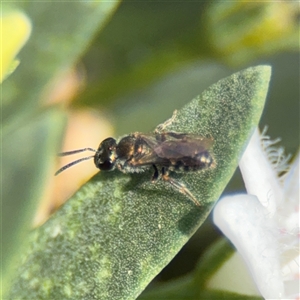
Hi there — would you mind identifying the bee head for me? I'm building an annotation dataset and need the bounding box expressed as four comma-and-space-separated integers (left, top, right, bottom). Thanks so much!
94, 138, 117, 171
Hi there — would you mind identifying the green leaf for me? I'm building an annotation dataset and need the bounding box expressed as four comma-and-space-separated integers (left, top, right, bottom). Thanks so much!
112, 62, 231, 136
205, 2, 300, 65
7, 66, 271, 299
2, 1, 120, 297
2, 1, 120, 134
138, 274, 196, 300
140, 285, 262, 300
73, 1, 209, 108
2, 109, 65, 292
199, 290, 262, 300
138, 239, 262, 300
194, 238, 235, 288
73, 2, 296, 108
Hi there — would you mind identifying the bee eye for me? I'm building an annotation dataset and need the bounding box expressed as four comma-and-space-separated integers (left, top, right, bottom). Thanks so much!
94, 138, 117, 171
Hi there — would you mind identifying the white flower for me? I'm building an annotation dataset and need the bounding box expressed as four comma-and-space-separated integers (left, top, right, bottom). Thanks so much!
213, 128, 299, 299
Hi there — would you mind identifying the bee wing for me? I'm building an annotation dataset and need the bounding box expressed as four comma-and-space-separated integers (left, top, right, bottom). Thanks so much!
141, 133, 213, 159
129, 151, 169, 166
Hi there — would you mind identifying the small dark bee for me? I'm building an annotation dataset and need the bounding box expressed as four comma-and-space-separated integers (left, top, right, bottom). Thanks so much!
56, 111, 214, 206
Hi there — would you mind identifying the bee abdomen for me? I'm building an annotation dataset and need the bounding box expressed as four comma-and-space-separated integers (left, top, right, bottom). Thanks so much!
169, 152, 214, 172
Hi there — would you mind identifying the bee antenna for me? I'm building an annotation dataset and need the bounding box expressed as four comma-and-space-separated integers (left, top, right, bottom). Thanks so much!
55, 148, 96, 175
57, 147, 96, 156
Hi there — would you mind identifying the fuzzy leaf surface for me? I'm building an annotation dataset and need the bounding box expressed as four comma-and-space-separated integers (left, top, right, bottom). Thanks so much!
8, 66, 271, 300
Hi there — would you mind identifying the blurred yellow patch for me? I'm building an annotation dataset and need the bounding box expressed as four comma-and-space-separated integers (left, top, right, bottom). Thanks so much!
206, 2, 300, 65
1, 9, 32, 82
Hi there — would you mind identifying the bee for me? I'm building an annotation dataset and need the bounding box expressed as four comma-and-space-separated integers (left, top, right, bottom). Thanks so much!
55, 111, 214, 206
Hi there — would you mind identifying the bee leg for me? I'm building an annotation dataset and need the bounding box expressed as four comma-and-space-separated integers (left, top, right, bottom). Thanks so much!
151, 164, 159, 182
161, 167, 201, 206
155, 110, 178, 133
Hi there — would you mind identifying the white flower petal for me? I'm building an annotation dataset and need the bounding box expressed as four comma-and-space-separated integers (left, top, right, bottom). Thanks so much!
280, 151, 300, 231
284, 151, 299, 199
213, 194, 284, 299
239, 129, 283, 216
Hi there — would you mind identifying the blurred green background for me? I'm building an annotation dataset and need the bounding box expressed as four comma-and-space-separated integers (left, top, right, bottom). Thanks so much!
2, 1, 299, 298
